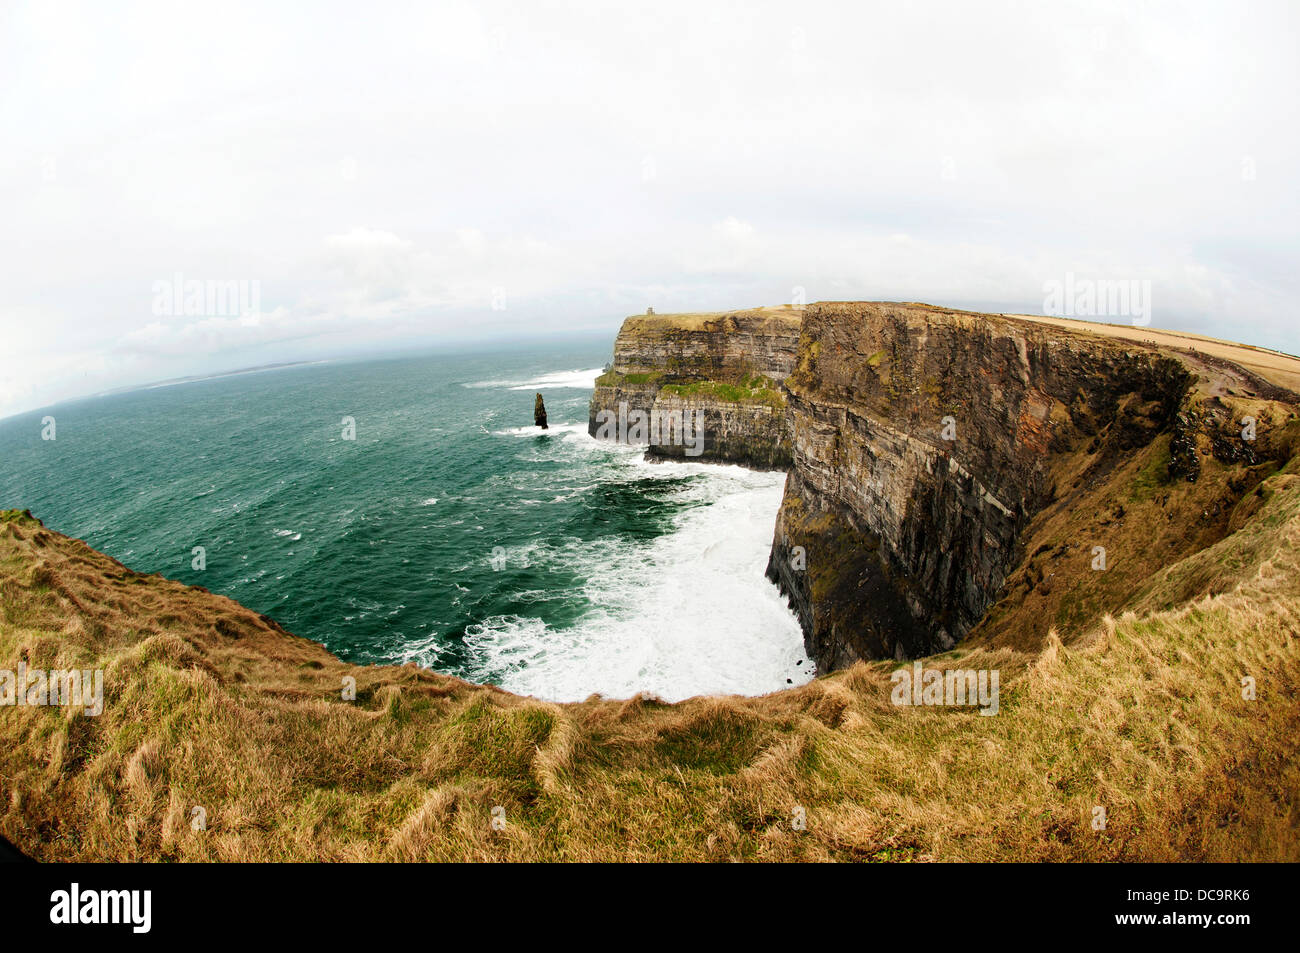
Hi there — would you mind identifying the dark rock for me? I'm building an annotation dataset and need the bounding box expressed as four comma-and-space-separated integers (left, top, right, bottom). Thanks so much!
1168, 412, 1200, 482
534, 393, 548, 430
769, 302, 1192, 670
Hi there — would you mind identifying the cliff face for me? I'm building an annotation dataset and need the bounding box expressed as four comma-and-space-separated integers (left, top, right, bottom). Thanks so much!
588, 308, 801, 468
765, 302, 1203, 667
593, 301, 1300, 673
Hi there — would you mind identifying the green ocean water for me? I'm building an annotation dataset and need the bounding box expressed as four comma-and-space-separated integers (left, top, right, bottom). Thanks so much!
0, 341, 811, 701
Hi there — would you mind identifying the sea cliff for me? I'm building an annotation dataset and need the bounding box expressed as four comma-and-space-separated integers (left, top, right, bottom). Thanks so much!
3, 308, 1300, 860
588, 307, 801, 469
592, 301, 1300, 671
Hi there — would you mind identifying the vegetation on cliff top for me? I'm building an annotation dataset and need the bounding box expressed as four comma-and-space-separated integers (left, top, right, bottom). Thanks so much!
619, 305, 801, 334
3, 454, 1299, 860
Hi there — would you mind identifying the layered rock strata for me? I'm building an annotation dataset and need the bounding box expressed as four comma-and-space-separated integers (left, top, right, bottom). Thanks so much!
592, 301, 1298, 671
588, 308, 801, 469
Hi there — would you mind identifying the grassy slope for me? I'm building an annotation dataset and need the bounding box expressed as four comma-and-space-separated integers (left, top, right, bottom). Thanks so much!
971, 364, 1300, 653
2, 448, 1298, 861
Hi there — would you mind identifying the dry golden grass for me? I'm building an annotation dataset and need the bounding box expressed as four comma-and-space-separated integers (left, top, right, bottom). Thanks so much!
2, 452, 1299, 861
622, 305, 803, 334
973, 401, 1299, 652
1007, 312, 1300, 394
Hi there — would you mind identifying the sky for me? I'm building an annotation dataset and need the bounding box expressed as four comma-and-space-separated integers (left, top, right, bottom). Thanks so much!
1, 0, 1298, 418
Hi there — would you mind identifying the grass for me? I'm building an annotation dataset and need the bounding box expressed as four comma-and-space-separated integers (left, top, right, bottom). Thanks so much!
659, 375, 785, 408
596, 368, 786, 409
2, 467, 1299, 861
622, 307, 802, 333
595, 370, 664, 388
1127, 434, 1172, 502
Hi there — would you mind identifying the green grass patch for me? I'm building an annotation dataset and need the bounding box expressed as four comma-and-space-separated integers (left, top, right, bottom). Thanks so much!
659, 375, 784, 408
1128, 434, 1172, 501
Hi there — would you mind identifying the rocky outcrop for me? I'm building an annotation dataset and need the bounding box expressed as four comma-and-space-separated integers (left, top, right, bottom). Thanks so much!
588, 308, 801, 468
534, 393, 548, 429
764, 302, 1201, 667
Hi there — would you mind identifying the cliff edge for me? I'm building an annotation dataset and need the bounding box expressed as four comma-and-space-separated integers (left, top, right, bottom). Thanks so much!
588, 307, 801, 468
591, 301, 1300, 672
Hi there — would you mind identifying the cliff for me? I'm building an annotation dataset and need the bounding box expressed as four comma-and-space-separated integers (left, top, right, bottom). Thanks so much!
588, 307, 801, 468
768, 303, 1299, 669
592, 301, 1300, 671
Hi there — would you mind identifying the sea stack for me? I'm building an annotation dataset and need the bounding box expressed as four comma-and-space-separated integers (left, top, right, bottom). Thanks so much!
534, 393, 548, 429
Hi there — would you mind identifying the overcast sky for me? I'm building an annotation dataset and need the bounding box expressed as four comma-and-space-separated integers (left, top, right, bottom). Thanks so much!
2, 0, 1297, 418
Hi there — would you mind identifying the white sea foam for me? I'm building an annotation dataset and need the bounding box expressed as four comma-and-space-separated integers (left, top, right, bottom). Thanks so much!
509, 367, 603, 390
492, 421, 590, 440
465, 367, 603, 390
462, 465, 813, 702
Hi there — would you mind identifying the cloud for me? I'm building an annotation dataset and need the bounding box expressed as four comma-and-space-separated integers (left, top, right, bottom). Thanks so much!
1, 0, 1297, 418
